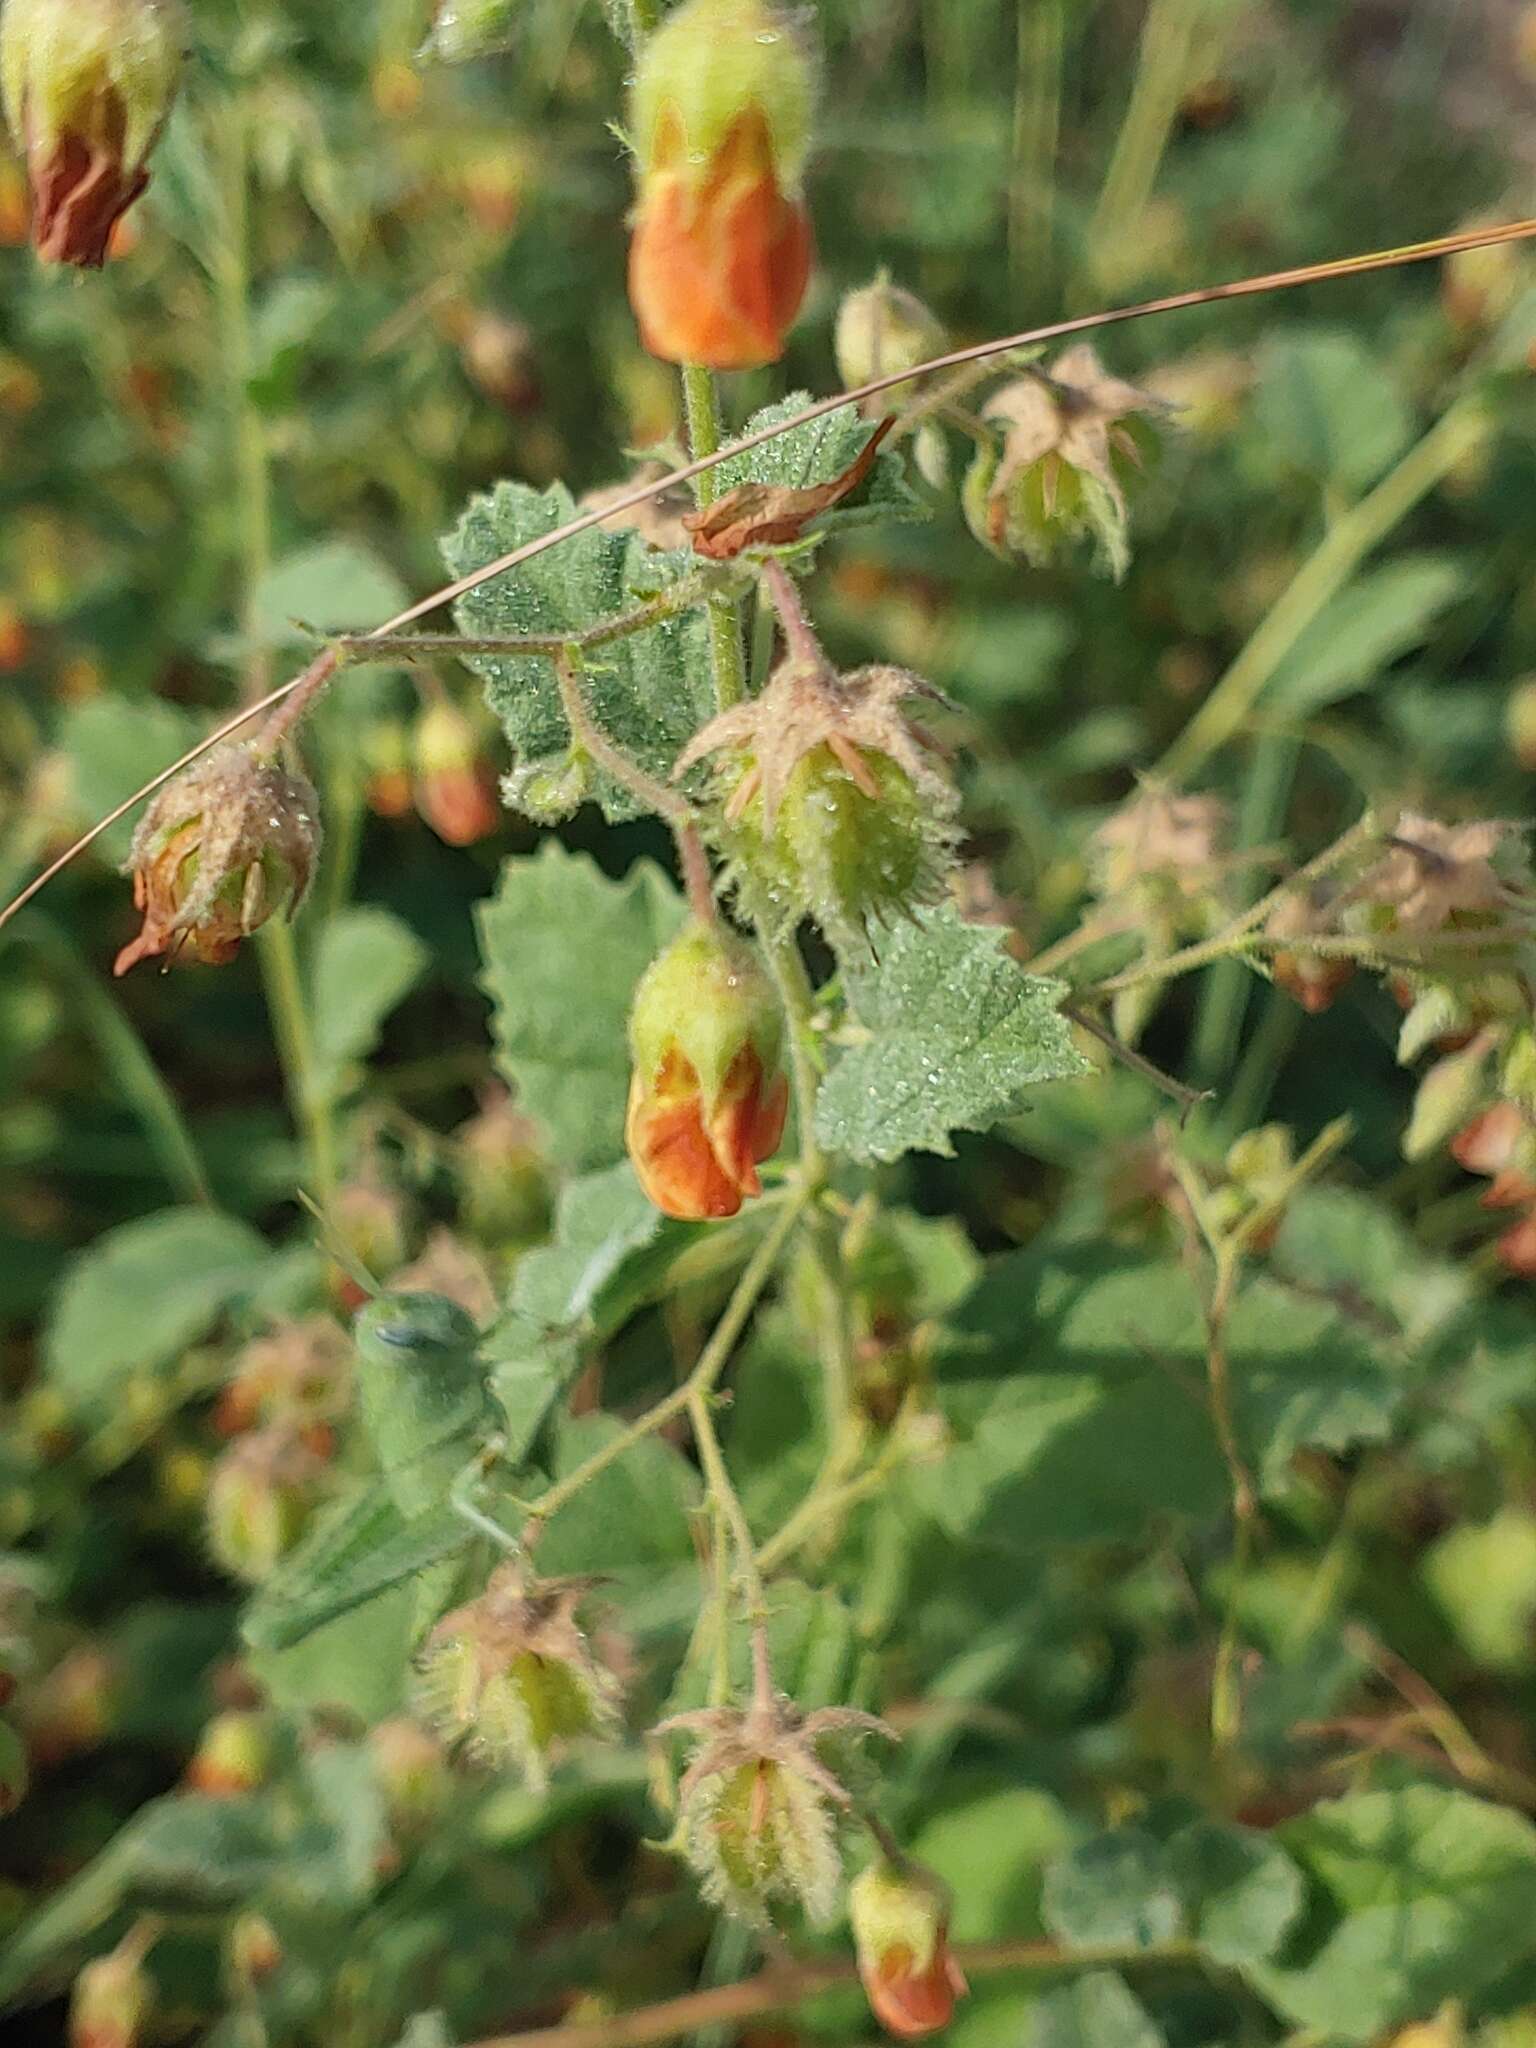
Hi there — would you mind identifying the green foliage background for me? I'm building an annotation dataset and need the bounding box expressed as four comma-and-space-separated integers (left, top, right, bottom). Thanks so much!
3, 0, 1536, 2044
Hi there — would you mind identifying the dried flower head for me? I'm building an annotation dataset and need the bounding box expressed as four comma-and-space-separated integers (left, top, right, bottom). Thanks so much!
114, 743, 320, 977
416, 1564, 623, 1791
1094, 784, 1230, 902
1359, 815, 1528, 936
657, 1667, 893, 1926
966, 344, 1168, 577
678, 649, 958, 949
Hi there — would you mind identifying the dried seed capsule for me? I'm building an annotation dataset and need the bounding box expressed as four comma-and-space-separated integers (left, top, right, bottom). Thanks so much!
1, 0, 185, 267
627, 0, 816, 369
114, 743, 320, 977
964, 346, 1167, 579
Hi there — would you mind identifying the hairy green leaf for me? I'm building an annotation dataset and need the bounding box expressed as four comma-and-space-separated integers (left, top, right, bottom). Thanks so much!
43, 1208, 270, 1413
1026, 1973, 1164, 2048
815, 907, 1089, 1163
441, 482, 712, 822
477, 844, 684, 1170
309, 906, 429, 1107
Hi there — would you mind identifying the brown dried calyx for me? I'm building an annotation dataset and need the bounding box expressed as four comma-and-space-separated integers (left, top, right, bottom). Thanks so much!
114, 743, 320, 977
1359, 815, 1528, 935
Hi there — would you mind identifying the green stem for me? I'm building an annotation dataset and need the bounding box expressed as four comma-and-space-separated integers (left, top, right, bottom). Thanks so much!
523, 1189, 812, 1533
216, 104, 339, 1207
15, 914, 211, 1207
1010, 0, 1062, 292
1190, 733, 1298, 1088
1158, 400, 1487, 784
689, 1387, 768, 1626
1085, 0, 1204, 284
682, 365, 748, 711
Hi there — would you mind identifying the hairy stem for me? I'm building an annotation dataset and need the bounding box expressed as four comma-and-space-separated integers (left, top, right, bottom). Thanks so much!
682, 365, 749, 710
689, 1387, 769, 1629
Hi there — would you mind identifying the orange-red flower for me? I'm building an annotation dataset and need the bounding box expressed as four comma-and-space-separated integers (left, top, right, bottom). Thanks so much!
849, 1861, 969, 2041
625, 920, 788, 1220
1, 0, 185, 269
626, 0, 816, 371
629, 107, 812, 370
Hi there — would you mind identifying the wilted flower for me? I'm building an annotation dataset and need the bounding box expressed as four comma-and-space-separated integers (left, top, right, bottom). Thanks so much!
1359, 816, 1526, 936
627, 0, 816, 369
393, 1228, 498, 1324
658, 1675, 892, 1925
216, 1316, 352, 1437
965, 345, 1167, 577
849, 1859, 968, 2039
416, 1564, 623, 1790
0, 0, 185, 267
412, 698, 500, 847
834, 273, 945, 412
1094, 784, 1229, 904
113, 744, 320, 977
1265, 888, 1355, 1016
678, 649, 958, 950
205, 1426, 328, 1585
626, 920, 789, 1221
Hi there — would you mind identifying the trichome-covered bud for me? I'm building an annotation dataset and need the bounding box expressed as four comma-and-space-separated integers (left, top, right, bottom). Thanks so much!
834, 273, 945, 412
678, 652, 958, 953
412, 698, 500, 847
627, 0, 816, 369
415, 1563, 623, 1791
205, 1425, 327, 1584
849, 1859, 968, 2040
68, 1930, 155, 2048
964, 345, 1167, 578
1, 0, 185, 268
626, 919, 789, 1222
657, 1681, 892, 1926
114, 743, 320, 977
184, 1709, 273, 1798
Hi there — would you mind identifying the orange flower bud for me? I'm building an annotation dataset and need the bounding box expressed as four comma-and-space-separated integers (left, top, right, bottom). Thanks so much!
412, 698, 501, 847
849, 1861, 968, 2040
1, 0, 185, 268
625, 920, 788, 1221
627, 0, 816, 369
184, 1709, 273, 1798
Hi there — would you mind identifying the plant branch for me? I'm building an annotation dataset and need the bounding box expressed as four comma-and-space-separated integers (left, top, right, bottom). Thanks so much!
333, 586, 703, 669
464, 1938, 1202, 2048
10, 218, 1536, 935
521, 1189, 812, 1535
